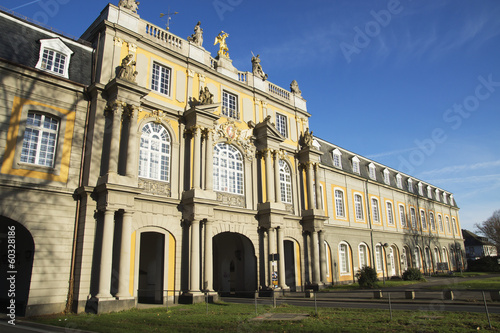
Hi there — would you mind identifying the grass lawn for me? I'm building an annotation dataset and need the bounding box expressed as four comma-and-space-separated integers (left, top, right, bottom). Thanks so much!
30, 302, 499, 333
430, 276, 500, 290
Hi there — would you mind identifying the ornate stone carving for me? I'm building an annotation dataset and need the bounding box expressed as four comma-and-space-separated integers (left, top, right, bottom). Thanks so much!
117, 54, 138, 82
290, 80, 302, 97
104, 100, 126, 117
187, 69, 195, 77
114, 37, 123, 47
216, 192, 244, 208
128, 42, 137, 53
251, 54, 268, 80
199, 86, 214, 105
301, 127, 314, 148
214, 31, 229, 58
187, 21, 203, 47
285, 204, 294, 214
213, 120, 255, 161
119, 0, 139, 13
147, 110, 170, 124
138, 178, 171, 196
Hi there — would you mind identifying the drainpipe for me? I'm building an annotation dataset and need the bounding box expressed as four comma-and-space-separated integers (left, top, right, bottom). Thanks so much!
65, 32, 100, 313
365, 180, 375, 272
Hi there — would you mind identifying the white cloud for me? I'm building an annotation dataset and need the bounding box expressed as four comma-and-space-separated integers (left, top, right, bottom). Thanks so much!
419, 160, 500, 177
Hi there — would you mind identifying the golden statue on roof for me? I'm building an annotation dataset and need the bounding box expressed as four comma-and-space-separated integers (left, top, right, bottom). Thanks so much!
214, 31, 229, 58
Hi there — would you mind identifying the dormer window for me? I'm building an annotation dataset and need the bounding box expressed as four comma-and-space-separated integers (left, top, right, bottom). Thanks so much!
443, 193, 448, 204
383, 169, 390, 185
352, 156, 360, 174
435, 189, 440, 201
332, 148, 342, 169
418, 182, 423, 196
427, 186, 432, 198
396, 174, 402, 189
36, 38, 73, 78
450, 194, 454, 205
368, 163, 376, 180
408, 178, 413, 192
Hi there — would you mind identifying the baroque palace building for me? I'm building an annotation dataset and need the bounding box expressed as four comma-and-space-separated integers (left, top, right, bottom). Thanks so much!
0, 2, 464, 316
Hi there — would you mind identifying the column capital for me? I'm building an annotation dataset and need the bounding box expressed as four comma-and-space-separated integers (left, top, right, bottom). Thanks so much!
104, 100, 126, 117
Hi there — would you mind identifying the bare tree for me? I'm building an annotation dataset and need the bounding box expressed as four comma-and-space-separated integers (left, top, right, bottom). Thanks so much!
474, 210, 500, 249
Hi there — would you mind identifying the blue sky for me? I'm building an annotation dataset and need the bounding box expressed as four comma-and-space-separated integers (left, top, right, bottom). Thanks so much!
3, 0, 499, 232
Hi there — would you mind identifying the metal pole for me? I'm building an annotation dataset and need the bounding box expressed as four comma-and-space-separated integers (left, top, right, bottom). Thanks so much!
273, 289, 276, 308
482, 291, 492, 329
314, 291, 317, 316
205, 292, 208, 315
388, 292, 393, 321
166, 290, 168, 313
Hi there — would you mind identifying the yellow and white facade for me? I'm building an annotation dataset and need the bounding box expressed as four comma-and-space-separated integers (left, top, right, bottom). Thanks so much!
0, 2, 464, 316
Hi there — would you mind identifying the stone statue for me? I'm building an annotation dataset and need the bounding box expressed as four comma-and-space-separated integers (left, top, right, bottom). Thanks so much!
187, 21, 203, 47
199, 86, 213, 105
117, 54, 138, 82
251, 54, 268, 80
290, 80, 302, 97
118, 0, 139, 13
214, 31, 229, 58
302, 128, 314, 148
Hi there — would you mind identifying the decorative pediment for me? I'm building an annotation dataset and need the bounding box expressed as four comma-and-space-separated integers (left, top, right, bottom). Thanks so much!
253, 116, 285, 147
213, 120, 255, 161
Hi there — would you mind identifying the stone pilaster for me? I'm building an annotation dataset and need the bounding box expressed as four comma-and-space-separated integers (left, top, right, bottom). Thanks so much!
116, 212, 133, 298
96, 210, 115, 299
203, 219, 213, 291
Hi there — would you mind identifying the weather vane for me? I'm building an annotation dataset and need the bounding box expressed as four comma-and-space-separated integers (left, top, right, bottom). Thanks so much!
160, 8, 178, 31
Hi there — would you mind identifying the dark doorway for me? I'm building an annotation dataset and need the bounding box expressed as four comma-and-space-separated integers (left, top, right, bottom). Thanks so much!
213, 232, 256, 296
284, 240, 297, 291
138, 232, 164, 304
0, 217, 35, 316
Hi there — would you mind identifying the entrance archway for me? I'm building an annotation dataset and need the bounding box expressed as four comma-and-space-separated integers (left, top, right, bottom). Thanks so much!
0, 218, 34, 316
138, 232, 164, 304
213, 232, 256, 296
284, 240, 299, 291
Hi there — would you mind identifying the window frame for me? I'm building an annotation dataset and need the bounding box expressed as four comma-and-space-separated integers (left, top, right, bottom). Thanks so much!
339, 242, 350, 274
276, 113, 288, 138
399, 204, 407, 228
354, 193, 364, 221
408, 178, 413, 192
359, 243, 368, 268
396, 174, 403, 189
368, 162, 376, 180
332, 148, 342, 169
352, 156, 360, 174
383, 168, 390, 185
279, 159, 292, 204
420, 209, 427, 230
438, 214, 444, 232
334, 188, 346, 219
429, 212, 436, 231
20, 112, 59, 168
375, 244, 383, 271
371, 197, 380, 224
222, 90, 239, 119
386, 201, 395, 226
410, 207, 417, 229
138, 122, 171, 182
151, 61, 172, 96
35, 38, 74, 78
213, 143, 244, 195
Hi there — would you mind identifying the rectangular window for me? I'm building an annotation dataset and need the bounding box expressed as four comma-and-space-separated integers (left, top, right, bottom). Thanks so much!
41, 49, 66, 75
386, 202, 394, 225
410, 208, 417, 229
369, 165, 376, 180
335, 190, 345, 218
396, 175, 402, 188
276, 113, 287, 137
438, 215, 444, 232
353, 160, 360, 174
354, 194, 364, 221
375, 245, 382, 271
20, 112, 59, 167
420, 210, 427, 229
383, 170, 390, 184
399, 205, 406, 227
222, 91, 239, 119
340, 244, 349, 273
371, 198, 379, 223
151, 62, 171, 95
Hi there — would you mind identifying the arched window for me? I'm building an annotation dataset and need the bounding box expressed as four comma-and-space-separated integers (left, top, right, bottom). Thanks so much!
386, 201, 394, 225
139, 123, 171, 181
213, 143, 244, 195
420, 210, 427, 230
279, 160, 292, 203
413, 247, 421, 269
339, 242, 350, 274
438, 214, 444, 232
399, 204, 406, 227
375, 244, 383, 271
359, 243, 368, 268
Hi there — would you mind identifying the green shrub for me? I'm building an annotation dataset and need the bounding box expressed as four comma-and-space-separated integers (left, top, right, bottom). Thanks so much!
402, 267, 423, 281
356, 266, 379, 288
467, 256, 500, 272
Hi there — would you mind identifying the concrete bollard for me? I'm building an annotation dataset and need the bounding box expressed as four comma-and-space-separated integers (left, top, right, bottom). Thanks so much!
373, 290, 383, 299
443, 290, 454, 300
405, 290, 415, 299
